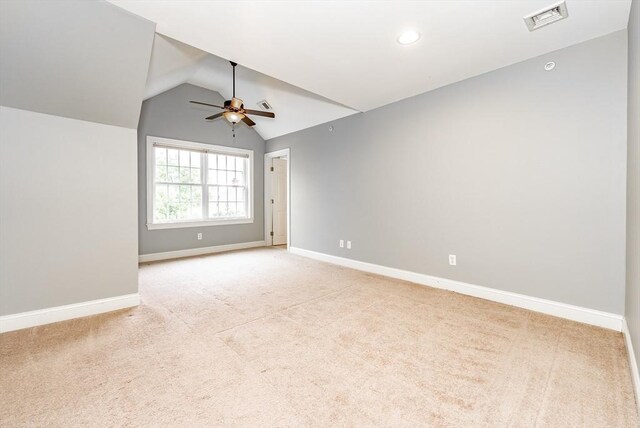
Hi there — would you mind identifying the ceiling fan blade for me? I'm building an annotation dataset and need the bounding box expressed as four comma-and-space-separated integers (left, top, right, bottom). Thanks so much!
206, 112, 224, 120
190, 101, 224, 109
243, 109, 275, 118
241, 116, 256, 127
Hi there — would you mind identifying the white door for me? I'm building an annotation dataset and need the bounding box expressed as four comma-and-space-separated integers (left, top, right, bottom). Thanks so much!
271, 158, 288, 245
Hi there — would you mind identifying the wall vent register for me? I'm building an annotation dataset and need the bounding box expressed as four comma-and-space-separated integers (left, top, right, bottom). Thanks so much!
257, 100, 272, 111
524, 1, 568, 32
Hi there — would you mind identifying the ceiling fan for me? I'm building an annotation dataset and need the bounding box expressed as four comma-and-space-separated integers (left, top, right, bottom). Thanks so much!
189, 61, 275, 127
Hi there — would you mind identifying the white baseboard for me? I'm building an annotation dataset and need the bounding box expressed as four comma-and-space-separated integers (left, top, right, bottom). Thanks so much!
289, 247, 623, 331
622, 319, 640, 414
0, 293, 140, 333
139, 240, 266, 263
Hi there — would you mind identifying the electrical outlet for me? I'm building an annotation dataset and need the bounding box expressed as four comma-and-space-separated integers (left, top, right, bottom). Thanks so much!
347, 241, 352, 249
339, 240, 344, 248
197, 233, 203, 240
449, 254, 456, 266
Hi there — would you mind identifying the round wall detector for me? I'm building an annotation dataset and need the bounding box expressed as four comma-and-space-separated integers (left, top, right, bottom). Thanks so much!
544, 61, 556, 71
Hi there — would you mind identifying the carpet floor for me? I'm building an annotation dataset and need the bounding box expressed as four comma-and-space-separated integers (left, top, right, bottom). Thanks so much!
1, 247, 638, 427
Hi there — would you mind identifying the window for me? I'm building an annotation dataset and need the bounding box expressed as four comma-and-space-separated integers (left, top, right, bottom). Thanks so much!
146, 136, 253, 230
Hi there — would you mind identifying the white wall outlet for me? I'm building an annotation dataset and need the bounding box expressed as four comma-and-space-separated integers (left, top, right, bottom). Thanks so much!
339, 239, 344, 248
449, 254, 457, 266
347, 241, 352, 249
197, 233, 203, 240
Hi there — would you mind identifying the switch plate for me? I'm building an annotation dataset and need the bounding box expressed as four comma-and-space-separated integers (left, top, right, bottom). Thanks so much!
347, 241, 352, 249
197, 233, 203, 240
449, 254, 456, 266
339, 240, 344, 248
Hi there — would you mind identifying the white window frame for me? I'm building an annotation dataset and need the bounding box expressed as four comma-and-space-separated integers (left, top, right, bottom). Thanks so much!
146, 135, 254, 230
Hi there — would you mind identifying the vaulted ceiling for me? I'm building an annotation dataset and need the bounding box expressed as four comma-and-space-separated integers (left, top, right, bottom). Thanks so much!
144, 34, 358, 140
108, 0, 632, 138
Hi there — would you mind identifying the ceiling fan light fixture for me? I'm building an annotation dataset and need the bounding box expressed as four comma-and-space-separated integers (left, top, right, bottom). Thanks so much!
224, 111, 244, 124
397, 30, 421, 45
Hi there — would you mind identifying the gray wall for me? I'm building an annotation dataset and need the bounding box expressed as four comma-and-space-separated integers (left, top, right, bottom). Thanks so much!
0, 0, 153, 316
267, 30, 628, 315
0, 107, 139, 315
626, 0, 640, 370
138, 84, 265, 255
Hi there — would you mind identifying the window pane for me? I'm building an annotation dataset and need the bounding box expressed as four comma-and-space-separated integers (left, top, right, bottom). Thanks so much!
190, 168, 201, 183
236, 202, 246, 216
219, 202, 228, 216
227, 202, 237, 217
155, 147, 167, 166
180, 167, 191, 183
168, 166, 179, 183
167, 149, 179, 166
235, 171, 245, 186
155, 165, 168, 182
207, 153, 216, 169
218, 186, 227, 202
217, 154, 226, 170
154, 184, 202, 222
217, 170, 227, 185
227, 187, 235, 202
179, 150, 190, 167
190, 186, 202, 219
191, 152, 200, 168
208, 186, 218, 202
209, 202, 219, 217
237, 187, 245, 202
154, 184, 168, 221
236, 158, 245, 173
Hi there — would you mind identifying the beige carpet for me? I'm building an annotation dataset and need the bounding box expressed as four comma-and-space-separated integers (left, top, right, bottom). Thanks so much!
1, 247, 637, 427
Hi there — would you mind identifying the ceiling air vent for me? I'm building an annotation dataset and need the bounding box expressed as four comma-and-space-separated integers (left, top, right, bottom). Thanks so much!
524, 1, 568, 32
257, 100, 272, 111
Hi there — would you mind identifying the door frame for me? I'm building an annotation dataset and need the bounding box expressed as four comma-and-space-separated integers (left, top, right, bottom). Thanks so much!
264, 148, 290, 247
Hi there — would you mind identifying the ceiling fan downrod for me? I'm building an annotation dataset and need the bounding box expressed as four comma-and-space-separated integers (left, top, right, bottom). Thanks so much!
230, 60, 237, 98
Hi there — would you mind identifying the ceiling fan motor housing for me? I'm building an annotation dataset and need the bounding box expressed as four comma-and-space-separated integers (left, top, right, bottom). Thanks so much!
230, 98, 243, 110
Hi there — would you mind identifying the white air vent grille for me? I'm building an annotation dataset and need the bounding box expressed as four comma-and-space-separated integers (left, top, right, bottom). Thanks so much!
524, 1, 568, 32
257, 100, 272, 111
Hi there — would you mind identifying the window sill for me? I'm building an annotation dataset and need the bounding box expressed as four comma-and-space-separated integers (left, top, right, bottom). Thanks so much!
147, 218, 254, 230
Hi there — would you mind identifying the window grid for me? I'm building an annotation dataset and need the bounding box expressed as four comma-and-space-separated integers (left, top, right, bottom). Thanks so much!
206, 154, 247, 219
152, 147, 249, 224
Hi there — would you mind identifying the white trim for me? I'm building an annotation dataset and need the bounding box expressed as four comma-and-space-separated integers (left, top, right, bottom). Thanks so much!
147, 218, 253, 230
138, 240, 265, 263
0, 293, 140, 333
289, 247, 624, 331
146, 135, 254, 230
623, 319, 640, 414
264, 148, 291, 247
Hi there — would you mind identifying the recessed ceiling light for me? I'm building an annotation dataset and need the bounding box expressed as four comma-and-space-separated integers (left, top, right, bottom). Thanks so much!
544, 61, 556, 71
397, 30, 421, 45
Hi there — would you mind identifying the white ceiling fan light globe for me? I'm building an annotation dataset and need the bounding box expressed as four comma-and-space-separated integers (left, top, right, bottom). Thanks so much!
224, 111, 244, 123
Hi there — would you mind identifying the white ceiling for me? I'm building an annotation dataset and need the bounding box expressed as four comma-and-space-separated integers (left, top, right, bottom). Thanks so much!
111, 0, 631, 132
144, 34, 358, 140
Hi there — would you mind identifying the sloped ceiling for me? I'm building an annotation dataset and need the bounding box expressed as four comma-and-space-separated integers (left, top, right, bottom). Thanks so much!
109, 0, 631, 114
0, 0, 155, 129
144, 34, 358, 140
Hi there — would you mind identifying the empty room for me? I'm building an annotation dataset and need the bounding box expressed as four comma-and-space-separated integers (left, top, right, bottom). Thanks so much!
1, 0, 639, 426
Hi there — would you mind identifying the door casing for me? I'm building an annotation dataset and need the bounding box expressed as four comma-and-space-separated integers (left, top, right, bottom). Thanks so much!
264, 148, 290, 247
